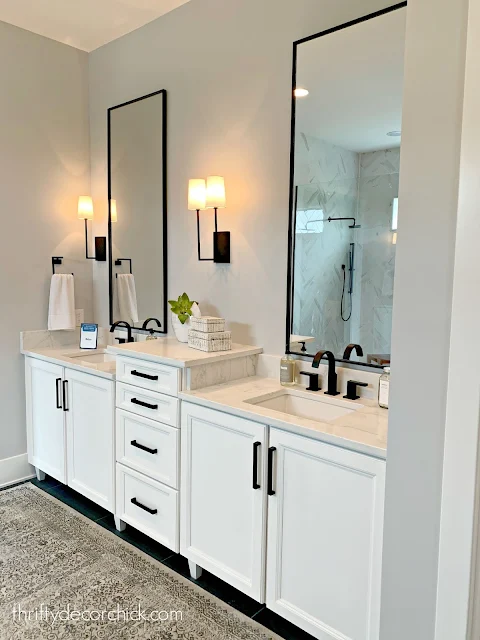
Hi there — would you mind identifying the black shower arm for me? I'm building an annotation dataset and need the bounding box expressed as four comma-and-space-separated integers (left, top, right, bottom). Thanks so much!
327, 216, 358, 228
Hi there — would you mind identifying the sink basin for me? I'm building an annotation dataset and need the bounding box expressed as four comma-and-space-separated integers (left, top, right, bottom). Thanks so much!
246, 389, 360, 422
67, 351, 116, 364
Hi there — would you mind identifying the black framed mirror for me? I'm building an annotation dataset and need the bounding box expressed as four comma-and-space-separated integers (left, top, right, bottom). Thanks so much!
108, 89, 168, 334
285, 3, 406, 369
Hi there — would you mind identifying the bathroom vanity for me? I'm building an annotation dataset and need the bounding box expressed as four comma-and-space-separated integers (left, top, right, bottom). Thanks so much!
22, 332, 387, 640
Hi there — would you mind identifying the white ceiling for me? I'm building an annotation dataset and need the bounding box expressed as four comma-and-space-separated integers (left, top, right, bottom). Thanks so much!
296, 7, 406, 153
0, 0, 190, 52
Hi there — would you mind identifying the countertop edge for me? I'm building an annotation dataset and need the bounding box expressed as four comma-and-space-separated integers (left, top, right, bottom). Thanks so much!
179, 389, 387, 460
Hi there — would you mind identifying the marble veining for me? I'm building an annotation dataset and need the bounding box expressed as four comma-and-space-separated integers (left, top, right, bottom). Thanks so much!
21, 328, 111, 351
292, 136, 399, 360
187, 355, 258, 390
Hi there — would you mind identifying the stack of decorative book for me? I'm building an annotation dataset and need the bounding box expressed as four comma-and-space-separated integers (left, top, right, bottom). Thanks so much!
188, 316, 232, 352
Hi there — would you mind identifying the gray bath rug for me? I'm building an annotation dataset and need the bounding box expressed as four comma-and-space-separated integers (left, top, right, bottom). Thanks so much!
0, 483, 279, 639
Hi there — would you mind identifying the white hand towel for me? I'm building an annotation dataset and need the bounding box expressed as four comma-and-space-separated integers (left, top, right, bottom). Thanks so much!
117, 274, 139, 326
48, 274, 75, 331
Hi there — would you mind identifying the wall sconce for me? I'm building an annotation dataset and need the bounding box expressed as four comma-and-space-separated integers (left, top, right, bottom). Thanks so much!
78, 196, 107, 261
188, 177, 231, 264
110, 199, 118, 223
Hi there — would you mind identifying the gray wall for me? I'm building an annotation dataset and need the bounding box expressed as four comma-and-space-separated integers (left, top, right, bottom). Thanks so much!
0, 22, 91, 462
88, 0, 400, 351
380, 0, 468, 637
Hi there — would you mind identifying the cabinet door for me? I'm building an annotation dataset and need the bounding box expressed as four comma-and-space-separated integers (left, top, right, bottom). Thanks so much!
181, 403, 267, 602
25, 358, 66, 483
65, 369, 114, 512
266, 429, 386, 640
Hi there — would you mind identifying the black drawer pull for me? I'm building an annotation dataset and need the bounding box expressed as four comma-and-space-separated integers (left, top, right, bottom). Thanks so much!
131, 370, 159, 381
131, 440, 158, 455
267, 446, 276, 496
253, 441, 261, 489
55, 378, 62, 409
131, 398, 158, 410
131, 497, 157, 515
62, 380, 69, 412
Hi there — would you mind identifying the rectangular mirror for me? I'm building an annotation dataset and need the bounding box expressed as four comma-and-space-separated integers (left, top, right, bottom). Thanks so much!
108, 89, 167, 332
286, 4, 406, 368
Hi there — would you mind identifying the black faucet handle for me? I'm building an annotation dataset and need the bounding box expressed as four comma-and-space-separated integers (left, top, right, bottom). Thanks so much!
344, 380, 368, 400
300, 371, 321, 392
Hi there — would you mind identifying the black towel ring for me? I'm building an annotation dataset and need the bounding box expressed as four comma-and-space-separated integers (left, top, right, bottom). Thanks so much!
52, 257, 73, 276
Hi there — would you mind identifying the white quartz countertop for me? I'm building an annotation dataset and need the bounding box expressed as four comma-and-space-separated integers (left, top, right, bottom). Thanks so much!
106, 337, 263, 368
180, 376, 388, 459
21, 346, 116, 380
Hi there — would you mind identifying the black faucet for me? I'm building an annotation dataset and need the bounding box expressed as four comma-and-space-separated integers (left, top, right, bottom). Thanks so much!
343, 343, 364, 360
110, 320, 134, 344
312, 350, 340, 396
142, 318, 162, 331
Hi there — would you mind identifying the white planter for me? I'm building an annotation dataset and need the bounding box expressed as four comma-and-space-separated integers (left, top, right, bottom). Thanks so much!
171, 313, 191, 343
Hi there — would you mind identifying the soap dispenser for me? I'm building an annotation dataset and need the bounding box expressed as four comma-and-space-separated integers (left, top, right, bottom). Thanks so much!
378, 366, 390, 409
280, 355, 296, 387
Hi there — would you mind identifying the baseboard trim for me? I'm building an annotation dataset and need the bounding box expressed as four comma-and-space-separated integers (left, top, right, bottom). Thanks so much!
0, 453, 35, 488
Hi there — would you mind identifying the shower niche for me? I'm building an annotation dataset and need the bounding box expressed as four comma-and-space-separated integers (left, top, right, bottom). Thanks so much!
286, 4, 406, 367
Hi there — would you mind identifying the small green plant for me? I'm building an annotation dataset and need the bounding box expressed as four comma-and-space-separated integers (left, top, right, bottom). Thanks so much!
168, 293, 195, 325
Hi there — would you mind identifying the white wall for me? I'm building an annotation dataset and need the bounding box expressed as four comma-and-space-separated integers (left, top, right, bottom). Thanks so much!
380, 0, 469, 637
0, 22, 91, 469
434, 0, 480, 635
88, 0, 400, 350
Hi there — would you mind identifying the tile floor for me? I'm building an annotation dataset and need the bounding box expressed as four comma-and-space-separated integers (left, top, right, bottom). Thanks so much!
6, 477, 317, 640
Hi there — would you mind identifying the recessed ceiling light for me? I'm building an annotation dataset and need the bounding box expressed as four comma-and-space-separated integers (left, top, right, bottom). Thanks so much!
387, 130, 402, 137
294, 88, 309, 98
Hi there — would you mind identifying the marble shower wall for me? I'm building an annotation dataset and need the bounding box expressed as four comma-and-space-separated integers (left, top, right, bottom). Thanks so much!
292, 133, 399, 359
354, 148, 400, 358
292, 133, 358, 354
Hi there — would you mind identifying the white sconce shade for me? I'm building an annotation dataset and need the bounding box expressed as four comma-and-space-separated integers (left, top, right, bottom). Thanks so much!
78, 196, 94, 220
110, 199, 118, 223
206, 176, 226, 209
188, 179, 206, 211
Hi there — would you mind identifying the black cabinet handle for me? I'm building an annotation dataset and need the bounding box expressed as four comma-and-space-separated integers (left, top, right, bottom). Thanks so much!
267, 446, 276, 496
253, 441, 261, 489
131, 497, 157, 515
62, 380, 69, 412
131, 398, 158, 410
55, 378, 62, 409
131, 370, 159, 381
131, 440, 158, 455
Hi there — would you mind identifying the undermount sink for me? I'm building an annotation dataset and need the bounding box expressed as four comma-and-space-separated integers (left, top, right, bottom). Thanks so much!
67, 351, 116, 364
246, 389, 361, 423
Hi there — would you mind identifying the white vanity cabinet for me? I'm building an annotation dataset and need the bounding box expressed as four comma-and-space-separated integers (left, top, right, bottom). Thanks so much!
180, 401, 386, 640
25, 357, 115, 512
25, 358, 66, 484
114, 355, 181, 553
266, 428, 386, 640
180, 403, 268, 601
65, 369, 114, 511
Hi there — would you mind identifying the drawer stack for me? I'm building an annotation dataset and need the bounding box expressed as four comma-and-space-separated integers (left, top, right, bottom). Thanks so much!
115, 355, 181, 552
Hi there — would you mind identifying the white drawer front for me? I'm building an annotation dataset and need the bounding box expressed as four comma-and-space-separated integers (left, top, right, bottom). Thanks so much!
116, 464, 179, 552
116, 356, 180, 396
116, 382, 179, 427
116, 409, 179, 488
